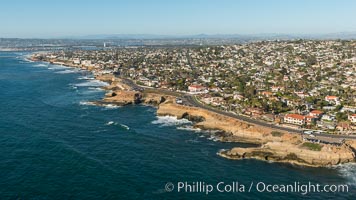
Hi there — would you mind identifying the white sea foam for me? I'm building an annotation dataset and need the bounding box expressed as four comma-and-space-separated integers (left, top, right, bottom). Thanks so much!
120, 124, 130, 130
332, 163, 356, 186
78, 76, 95, 80
69, 85, 78, 90
23, 58, 34, 63
207, 135, 219, 142
75, 80, 109, 87
102, 104, 121, 109
177, 125, 202, 132
105, 121, 129, 130
151, 115, 192, 127
34, 63, 47, 67
79, 101, 96, 106
55, 69, 79, 74
185, 139, 200, 144
48, 65, 71, 70
88, 87, 104, 91
106, 121, 115, 125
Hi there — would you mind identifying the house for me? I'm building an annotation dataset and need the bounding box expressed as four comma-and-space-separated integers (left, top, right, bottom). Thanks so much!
73, 58, 81, 64
201, 97, 224, 106
271, 86, 284, 93
284, 113, 305, 125
321, 114, 335, 121
336, 122, 351, 131
317, 121, 336, 130
348, 114, 356, 123
283, 75, 289, 81
295, 92, 309, 98
309, 110, 323, 118
325, 96, 340, 105
245, 107, 264, 117
159, 81, 170, 89
322, 106, 336, 111
305, 115, 317, 125
188, 84, 206, 93
261, 114, 275, 122
233, 94, 244, 101
341, 106, 356, 113
260, 91, 273, 98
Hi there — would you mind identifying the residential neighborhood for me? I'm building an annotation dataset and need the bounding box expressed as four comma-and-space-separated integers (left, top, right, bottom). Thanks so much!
33, 39, 356, 134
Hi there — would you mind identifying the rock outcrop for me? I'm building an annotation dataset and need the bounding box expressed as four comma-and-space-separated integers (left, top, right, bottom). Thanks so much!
157, 101, 356, 167
102, 90, 143, 106
219, 142, 355, 167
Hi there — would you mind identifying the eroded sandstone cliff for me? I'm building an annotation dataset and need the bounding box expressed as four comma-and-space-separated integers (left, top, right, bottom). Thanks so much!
157, 101, 356, 167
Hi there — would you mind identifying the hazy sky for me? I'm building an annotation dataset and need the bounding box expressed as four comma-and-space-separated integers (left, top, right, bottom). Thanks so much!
1, 0, 356, 38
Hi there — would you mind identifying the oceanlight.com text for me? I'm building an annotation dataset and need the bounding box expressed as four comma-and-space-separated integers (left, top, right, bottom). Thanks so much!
164, 181, 349, 195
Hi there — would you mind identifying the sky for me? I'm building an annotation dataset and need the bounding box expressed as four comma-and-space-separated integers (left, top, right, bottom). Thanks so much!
0, 0, 356, 38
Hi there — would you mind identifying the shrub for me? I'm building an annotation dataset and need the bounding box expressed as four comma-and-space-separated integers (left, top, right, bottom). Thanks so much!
271, 131, 284, 137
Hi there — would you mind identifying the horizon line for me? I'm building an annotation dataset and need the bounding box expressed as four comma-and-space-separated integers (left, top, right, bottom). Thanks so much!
1, 31, 356, 40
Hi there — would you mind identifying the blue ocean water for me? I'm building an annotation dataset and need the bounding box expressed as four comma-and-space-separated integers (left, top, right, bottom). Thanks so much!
0, 51, 355, 199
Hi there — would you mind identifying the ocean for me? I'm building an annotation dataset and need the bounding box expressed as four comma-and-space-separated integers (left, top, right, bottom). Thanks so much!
0, 51, 355, 199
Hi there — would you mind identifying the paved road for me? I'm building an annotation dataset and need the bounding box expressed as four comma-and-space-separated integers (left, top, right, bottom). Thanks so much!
183, 95, 356, 140
120, 77, 356, 140
183, 95, 303, 134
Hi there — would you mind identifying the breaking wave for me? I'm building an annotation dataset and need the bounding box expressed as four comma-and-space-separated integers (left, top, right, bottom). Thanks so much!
55, 69, 80, 74
332, 163, 356, 186
48, 65, 71, 70
151, 115, 192, 127
78, 76, 95, 80
102, 104, 121, 109
106, 121, 115, 125
74, 80, 109, 87
120, 124, 130, 130
79, 101, 96, 106
105, 121, 130, 130
176, 125, 202, 132
88, 87, 104, 91
34, 63, 47, 67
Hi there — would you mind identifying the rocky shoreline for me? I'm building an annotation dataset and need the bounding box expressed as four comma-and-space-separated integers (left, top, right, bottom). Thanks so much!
157, 101, 356, 167
31, 55, 356, 167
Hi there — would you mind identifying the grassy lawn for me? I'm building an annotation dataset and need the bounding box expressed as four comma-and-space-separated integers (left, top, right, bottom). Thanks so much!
302, 142, 323, 151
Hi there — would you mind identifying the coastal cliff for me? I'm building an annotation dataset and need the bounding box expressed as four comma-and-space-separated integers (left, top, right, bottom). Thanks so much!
157, 101, 297, 144
30, 56, 356, 167
219, 142, 355, 167
157, 101, 356, 167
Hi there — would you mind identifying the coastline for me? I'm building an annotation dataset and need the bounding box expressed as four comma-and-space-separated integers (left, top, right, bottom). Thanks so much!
29, 55, 356, 168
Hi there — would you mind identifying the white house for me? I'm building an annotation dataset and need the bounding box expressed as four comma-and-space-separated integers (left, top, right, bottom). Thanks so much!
284, 114, 305, 125
188, 84, 206, 94
349, 114, 356, 123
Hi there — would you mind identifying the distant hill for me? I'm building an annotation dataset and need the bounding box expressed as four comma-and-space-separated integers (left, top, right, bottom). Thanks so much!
61, 32, 356, 40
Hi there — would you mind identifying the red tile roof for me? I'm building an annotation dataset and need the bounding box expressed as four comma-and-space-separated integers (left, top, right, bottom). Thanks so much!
325, 96, 338, 99
310, 110, 323, 114
285, 114, 305, 120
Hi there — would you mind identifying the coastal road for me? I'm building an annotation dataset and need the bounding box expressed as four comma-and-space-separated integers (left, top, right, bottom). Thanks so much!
120, 77, 356, 140
182, 95, 356, 140
183, 95, 302, 134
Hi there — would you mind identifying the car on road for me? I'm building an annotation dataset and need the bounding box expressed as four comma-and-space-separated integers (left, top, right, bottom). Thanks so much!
303, 131, 313, 135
